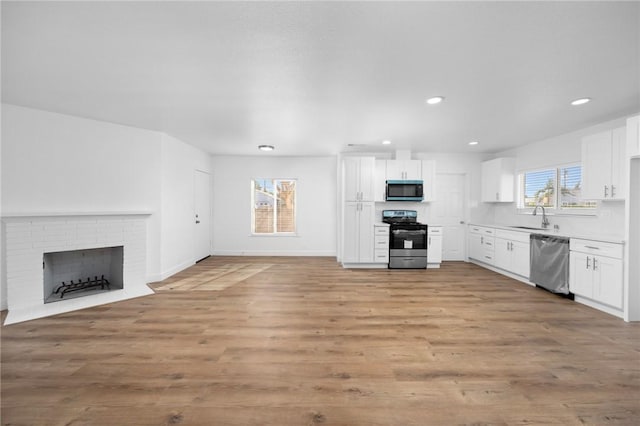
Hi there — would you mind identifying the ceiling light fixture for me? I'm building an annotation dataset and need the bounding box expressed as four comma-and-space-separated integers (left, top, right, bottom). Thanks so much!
382, 140, 392, 145
570, 97, 591, 106
258, 145, 275, 151
426, 96, 445, 105
469, 141, 479, 146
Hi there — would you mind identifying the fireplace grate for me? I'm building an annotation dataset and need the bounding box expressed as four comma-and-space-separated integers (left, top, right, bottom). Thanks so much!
54, 276, 111, 299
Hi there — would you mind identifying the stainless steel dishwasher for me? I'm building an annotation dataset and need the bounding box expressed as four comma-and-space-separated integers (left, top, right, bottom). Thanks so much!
529, 233, 570, 295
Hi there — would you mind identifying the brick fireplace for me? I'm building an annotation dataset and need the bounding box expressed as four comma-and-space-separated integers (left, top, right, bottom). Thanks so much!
2, 213, 153, 325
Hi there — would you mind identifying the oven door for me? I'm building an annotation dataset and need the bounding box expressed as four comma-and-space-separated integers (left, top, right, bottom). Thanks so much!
389, 226, 427, 257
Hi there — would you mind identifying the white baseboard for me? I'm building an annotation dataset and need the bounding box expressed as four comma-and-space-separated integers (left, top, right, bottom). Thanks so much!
212, 250, 336, 257
148, 258, 197, 283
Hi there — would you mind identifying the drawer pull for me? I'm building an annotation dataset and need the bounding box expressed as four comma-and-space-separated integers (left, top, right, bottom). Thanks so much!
584, 246, 600, 250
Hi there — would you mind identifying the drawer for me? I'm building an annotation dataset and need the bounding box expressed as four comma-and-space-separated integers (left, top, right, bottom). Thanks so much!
374, 236, 389, 248
469, 225, 494, 236
428, 226, 443, 235
374, 249, 389, 263
495, 229, 530, 243
374, 226, 390, 236
570, 238, 623, 259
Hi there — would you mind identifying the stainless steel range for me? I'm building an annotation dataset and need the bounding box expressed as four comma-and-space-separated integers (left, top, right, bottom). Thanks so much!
382, 210, 428, 269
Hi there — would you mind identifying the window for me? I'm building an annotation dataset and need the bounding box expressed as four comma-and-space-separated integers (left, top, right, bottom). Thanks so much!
251, 178, 296, 234
518, 165, 596, 212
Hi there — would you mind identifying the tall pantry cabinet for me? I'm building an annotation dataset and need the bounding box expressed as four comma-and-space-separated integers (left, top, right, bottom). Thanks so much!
342, 157, 375, 264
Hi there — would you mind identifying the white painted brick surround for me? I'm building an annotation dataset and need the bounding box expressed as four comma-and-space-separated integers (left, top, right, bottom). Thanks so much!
2, 213, 154, 325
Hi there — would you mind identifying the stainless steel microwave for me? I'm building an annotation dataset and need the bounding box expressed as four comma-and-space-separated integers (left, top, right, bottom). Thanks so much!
386, 180, 424, 201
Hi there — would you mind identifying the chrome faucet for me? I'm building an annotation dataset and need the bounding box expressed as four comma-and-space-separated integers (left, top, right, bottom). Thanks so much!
532, 205, 550, 229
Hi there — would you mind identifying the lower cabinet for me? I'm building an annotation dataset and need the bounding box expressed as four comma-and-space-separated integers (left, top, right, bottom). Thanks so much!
343, 201, 374, 263
468, 225, 495, 265
427, 226, 443, 268
494, 229, 530, 278
569, 239, 624, 310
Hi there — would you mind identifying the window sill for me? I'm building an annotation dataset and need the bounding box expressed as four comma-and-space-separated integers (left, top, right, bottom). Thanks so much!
517, 209, 597, 217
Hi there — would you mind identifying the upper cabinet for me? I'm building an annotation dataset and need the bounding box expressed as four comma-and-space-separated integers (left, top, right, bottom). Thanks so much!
386, 160, 422, 180
481, 157, 515, 202
343, 157, 376, 202
582, 127, 626, 200
627, 115, 640, 158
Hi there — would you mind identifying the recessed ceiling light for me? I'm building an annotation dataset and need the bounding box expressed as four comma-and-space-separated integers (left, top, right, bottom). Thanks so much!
258, 145, 275, 151
571, 97, 591, 106
426, 96, 445, 105
469, 141, 479, 146
382, 140, 392, 145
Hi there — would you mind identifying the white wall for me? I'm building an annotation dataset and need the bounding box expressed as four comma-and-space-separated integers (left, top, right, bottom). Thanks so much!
0, 104, 213, 310
491, 116, 629, 238
210, 155, 337, 256
159, 133, 212, 279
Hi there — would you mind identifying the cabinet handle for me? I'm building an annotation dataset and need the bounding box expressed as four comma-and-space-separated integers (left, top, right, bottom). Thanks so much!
586, 256, 590, 269
593, 258, 598, 271
611, 185, 616, 198
584, 246, 600, 250
496, 192, 499, 201
604, 185, 608, 198
481, 236, 484, 244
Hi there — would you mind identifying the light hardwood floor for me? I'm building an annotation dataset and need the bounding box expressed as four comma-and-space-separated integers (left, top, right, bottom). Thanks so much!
2, 257, 639, 425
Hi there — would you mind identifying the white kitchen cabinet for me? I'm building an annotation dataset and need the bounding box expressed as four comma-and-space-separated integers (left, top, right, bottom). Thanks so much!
343, 201, 375, 263
627, 115, 640, 158
427, 226, 443, 268
569, 238, 624, 310
582, 127, 626, 200
481, 158, 515, 202
374, 224, 390, 264
344, 157, 376, 202
494, 229, 530, 278
468, 225, 495, 265
374, 159, 387, 202
421, 160, 436, 202
386, 160, 422, 181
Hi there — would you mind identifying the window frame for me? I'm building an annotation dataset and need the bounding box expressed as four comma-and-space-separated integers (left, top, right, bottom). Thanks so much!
250, 178, 298, 236
517, 163, 597, 216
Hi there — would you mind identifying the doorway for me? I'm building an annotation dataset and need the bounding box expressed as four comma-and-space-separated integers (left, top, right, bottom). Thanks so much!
194, 170, 211, 262
432, 173, 467, 261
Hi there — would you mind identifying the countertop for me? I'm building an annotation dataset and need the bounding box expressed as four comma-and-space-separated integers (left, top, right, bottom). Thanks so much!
469, 223, 625, 245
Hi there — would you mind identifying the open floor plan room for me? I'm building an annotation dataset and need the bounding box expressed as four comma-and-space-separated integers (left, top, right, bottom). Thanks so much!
2, 257, 639, 425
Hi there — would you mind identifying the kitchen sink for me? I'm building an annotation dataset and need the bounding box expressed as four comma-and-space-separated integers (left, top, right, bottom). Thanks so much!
508, 226, 546, 230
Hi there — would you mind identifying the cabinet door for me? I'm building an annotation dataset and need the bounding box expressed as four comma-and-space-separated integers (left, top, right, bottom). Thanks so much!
358, 202, 375, 262
610, 127, 626, 200
359, 157, 376, 201
593, 256, 623, 309
480, 161, 499, 202
494, 238, 511, 271
404, 160, 422, 180
427, 235, 443, 264
510, 240, 530, 278
582, 131, 612, 199
385, 161, 403, 180
343, 158, 360, 201
342, 202, 360, 262
421, 160, 436, 201
480, 158, 514, 202
374, 160, 387, 202
569, 252, 593, 298
469, 233, 483, 260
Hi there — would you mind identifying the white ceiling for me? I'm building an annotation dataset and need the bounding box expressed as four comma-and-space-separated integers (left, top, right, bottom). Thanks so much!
2, 1, 639, 156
